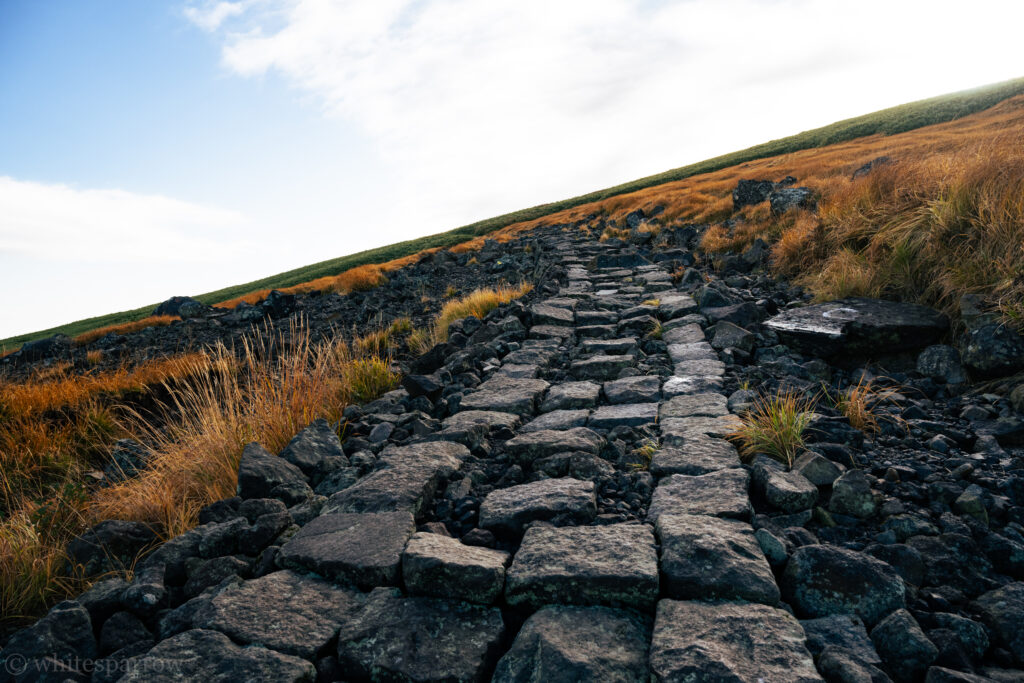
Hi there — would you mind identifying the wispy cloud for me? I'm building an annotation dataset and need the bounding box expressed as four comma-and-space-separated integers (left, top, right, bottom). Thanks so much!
183, 0, 249, 31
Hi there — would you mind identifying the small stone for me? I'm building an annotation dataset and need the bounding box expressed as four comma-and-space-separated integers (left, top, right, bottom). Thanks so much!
793, 451, 846, 486
830, 470, 880, 518
801, 614, 881, 664
954, 484, 989, 525
236, 442, 312, 505
754, 462, 818, 513
603, 376, 661, 404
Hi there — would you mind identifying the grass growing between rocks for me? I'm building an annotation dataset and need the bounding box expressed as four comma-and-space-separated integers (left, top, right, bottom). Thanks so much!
408, 283, 534, 355
730, 390, 815, 469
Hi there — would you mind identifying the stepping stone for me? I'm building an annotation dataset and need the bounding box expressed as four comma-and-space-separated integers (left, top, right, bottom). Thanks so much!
589, 403, 659, 429
541, 381, 601, 412
662, 375, 724, 397
542, 297, 579, 309
402, 532, 510, 605
576, 324, 617, 339
650, 600, 821, 682
667, 342, 718, 363
673, 359, 725, 377
337, 588, 505, 683
520, 409, 591, 433
663, 324, 705, 345
193, 570, 364, 659
505, 427, 604, 465
530, 325, 574, 340
659, 393, 729, 419
278, 511, 415, 589
479, 478, 596, 534
647, 469, 752, 522
531, 303, 575, 326
650, 437, 741, 477
656, 514, 780, 605
659, 294, 698, 320
505, 524, 659, 610
580, 337, 638, 355
617, 315, 658, 336
603, 376, 661, 404
496, 363, 540, 378
119, 629, 315, 682
460, 377, 550, 416
438, 410, 521, 449
576, 310, 619, 325
493, 605, 650, 683
503, 344, 559, 367
571, 354, 635, 380
660, 415, 742, 443
323, 441, 467, 518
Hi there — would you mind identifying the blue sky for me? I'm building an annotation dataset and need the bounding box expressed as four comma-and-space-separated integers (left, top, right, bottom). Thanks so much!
2, 0, 1022, 338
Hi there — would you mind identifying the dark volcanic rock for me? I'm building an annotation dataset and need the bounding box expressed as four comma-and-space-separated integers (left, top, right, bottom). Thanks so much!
152, 295, 206, 318
66, 520, 157, 576
0, 601, 97, 683
732, 179, 776, 210
961, 322, 1024, 378
236, 442, 312, 505
278, 418, 346, 482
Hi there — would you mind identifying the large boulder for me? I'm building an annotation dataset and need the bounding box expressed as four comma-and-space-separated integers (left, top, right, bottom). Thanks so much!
765, 297, 949, 357
17, 334, 71, 363
236, 442, 312, 505
732, 179, 776, 210
769, 187, 816, 214
961, 322, 1024, 378
0, 601, 97, 683
152, 295, 207, 318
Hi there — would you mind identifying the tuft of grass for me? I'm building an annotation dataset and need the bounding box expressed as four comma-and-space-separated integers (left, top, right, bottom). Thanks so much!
353, 328, 393, 358
729, 390, 815, 469
630, 440, 659, 471
407, 283, 533, 355
829, 376, 902, 434
85, 350, 103, 366
444, 285, 458, 299
646, 320, 664, 340
467, 256, 479, 265
641, 298, 661, 307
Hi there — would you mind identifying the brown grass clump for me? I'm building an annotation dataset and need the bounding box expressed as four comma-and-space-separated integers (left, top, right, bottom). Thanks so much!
408, 283, 533, 355
729, 390, 815, 469
74, 315, 179, 346
831, 376, 902, 434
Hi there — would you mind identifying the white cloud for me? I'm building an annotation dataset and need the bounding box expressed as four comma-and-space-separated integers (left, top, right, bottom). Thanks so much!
184, 0, 249, 32
0, 176, 248, 263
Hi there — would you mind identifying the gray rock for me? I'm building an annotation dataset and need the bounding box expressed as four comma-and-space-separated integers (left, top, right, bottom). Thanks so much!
732, 178, 776, 209
649, 437, 740, 477
782, 544, 906, 626
667, 341, 718, 363
278, 418, 346, 481
649, 599, 822, 682
830, 470, 880, 518
802, 614, 882, 664
193, 569, 363, 659
505, 524, 659, 610
648, 469, 752, 522
479, 478, 596, 534
793, 450, 846, 486
603, 376, 661, 404
924, 667, 994, 683
459, 377, 550, 416
492, 605, 650, 683
0, 601, 97, 683
816, 646, 891, 683
540, 381, 601, 411
278, 511, 415, 589
530, 303, 574, 326
66, 520, 157, 576
756, 528, 790, 568
337, 587, 505, 683
439, 410, 521, 449
658, 392, 729, 419
589, 403, 659, 429
658, 294, 698, 319
711, 321, 754, 353
754, 462, 818, 513
917, 345, 968, 385
961, 322, 1024, 378
871, 609, 938, 682
571, 355, 635, 381
236, 442, 312, 505
660, 414, 742, 444
769, 186, 816, 214
580, 337, 639, 355
402, 532, 510, 604
656, 514, 779, 604
663, 323, 705, 345
520, 409, 590, 433
118, 629, 314, 682
931, 612, 988, 661
973, 582, 1024, 664
505, 427, 603, 466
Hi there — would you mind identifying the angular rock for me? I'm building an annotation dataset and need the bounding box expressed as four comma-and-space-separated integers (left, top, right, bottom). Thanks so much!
402, 374, 444, 401
580, 337, 638, 355
531, 303, 574, 326
754, 462, 818, 513
830, 470, 880, 518
439, 410, 521, 449
571, 355, 635, 381
648, 469, 752, 522
961, 322, 1024, 378
337, 587, 505, 683
649, 599, 822, 682
459, 377, 550, 416
540, 381, 601, 412
769, 186, 816, 214
505, 427, 603, 465
917, 345, 968, 385
732, 179, 776, 209
0, 601, 97, 683
402, 532, 510, 605
793, 450, 845, 487
479, 478, 596, 534
973, 582, 1024, 664
589, 403, 659, 429
871, 608, 938, 682
649, 437, 740, 477
236, 442, 312, 505
662, 374, 724, 397
520, 409, 590, 433
660, 415, 742, 444
663, 323, 705, 345
505, 524, 659, 610
656, 514, 779, 604
492, 605, 650, 683
801, 614, 881, 664
278, 418, 347, 480
711, 321, 755, 353
278, 511, 415, 589
602, 376, 661, 404
658, 392, 729, 419
658, 294, 698, 319
66, 520, 157, 576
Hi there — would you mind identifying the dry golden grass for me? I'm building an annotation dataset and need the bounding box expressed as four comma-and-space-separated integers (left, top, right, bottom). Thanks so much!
85, 350, 103, 366
73, 315, 179, 346
408, 283, 534, 355
830, 377, 903, 434
729, 390, 816, 469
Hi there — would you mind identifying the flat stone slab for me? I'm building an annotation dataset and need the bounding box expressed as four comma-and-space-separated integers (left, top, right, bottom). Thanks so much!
460, 377, 550, 416
580, 337, 638, 355
520, 409, 591, 433
571, 354, 635, 380
659, 294, 698, 319
648, 469, 752, 522
323, 441, 466, 518
541, 381, 601, 412
589, 403, 659, 429
603, 376, 662, 404
659, 393, 729, 419
479, 478, 597, 534
119, 629, 315, 682
673, 359, 725, 377
193, 570, 364, 659
576, 324, 617, 339
496, 363, 540, 378
278, 511, 415, 589
439, 410, 521, 449
576, 310, 619, 325
662, 375, 724, 397
505, 427, 604, 465
667, 342, 718, 363
663, 324, 705, 345
650, 437, 741, 476
493, 605, 650, 683
531, 303, 575, 326
765, 296, 949, 357
656, 514, 780, 605
402, 532, 510, 604
505, 524, 659, 610
660, 415, 742, 443
503, 339, 561, 367
529, 325, 574, 340
650, 600, 822, 682
337, 588, 505, 683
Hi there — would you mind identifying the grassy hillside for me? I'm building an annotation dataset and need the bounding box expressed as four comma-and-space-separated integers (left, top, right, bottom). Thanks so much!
4, 74, 1024, 352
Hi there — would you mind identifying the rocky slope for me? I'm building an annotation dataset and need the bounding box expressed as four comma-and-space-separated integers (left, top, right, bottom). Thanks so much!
2, 219, 1024, 683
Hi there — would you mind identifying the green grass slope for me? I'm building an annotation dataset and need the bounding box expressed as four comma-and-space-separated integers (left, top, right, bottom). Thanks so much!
5, 75, 1024, 352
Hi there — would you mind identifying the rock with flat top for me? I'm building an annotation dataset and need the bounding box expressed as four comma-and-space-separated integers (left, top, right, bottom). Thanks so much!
479, 478, 596, 534
402, 532, 510, 604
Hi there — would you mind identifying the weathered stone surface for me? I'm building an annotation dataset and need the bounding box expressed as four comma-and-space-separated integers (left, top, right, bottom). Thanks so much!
402, 532, 510, 604
656, 514, 779, 604
830, 470, 880, 518
193, 570, 363, 659
961, 322, 1024, 378
505, 427, 603, 465
496, 363, 540, 379
801, 614, 881, 664
459, 377, 550, 416
589, 403, 659, 429
529, 324, 574, 340
649, 437, 740, 477
765, 297, 949, 357
660, 415, 742, 443
793, 450, 845, 486
659, 294, 698, 320
278, 511, 415, 589
603, 376, 661, 404
505, 524, 659, 610
658, 392, 729, 419
278, 418, 346, 480
520, 409, 590, 433
647, 469, 752, 522
871, 608, 938, 682
531, 303, 574, 326
782, 544, 906, 626
649, 600, 822, 682
711, 321, 755, 352
0, 601, 97, 683
663, 323, 705, 345
323, 441, 466, 518
673, 359, 726, 378
66, 520, 157, 576
754, 462, 818, 512
236, 442, 312, 505
571, 355, 635, 381
540, 381, 601, 412
667, 341, 717, 363
479, 478, 596, 534
662, 374, 724, 397
973, 582, 1024, 664
337, 587, 505, 683
439, 410, 521, 448
492, 605, 650, 683
119, 629, 314, 682
580, 337, 638, 355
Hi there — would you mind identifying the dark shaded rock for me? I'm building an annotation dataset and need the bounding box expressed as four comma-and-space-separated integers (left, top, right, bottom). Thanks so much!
817, 646, 891, 683
852, 156, 892, 179
0, 601, 96, 683
871, 609, 938, 682
973, 582, 1024, 664
17, 334, 72, 363
732, 179, 776, 210
236, 442, 312, 505
505, 427, 603, 465
402, 374, 444, 402
66, 520, 157, 576
402, 532, 510, 604
98, 611, 151, 656
479, 478, 596, 534
830, 470, 880, 518
961, 323, 1024, 378
801, 614, 881, 664
278, 418, 346, 482
183, 555, 250, 598
918, 345, 967, 385
769, 186, 816, 214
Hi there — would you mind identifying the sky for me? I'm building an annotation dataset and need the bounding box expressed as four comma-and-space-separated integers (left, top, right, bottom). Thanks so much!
2, 0, 1023, 339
